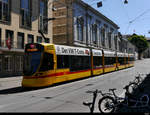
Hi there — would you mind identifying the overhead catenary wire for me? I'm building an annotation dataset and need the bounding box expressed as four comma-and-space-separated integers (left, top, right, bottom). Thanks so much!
83, 0, 150, 36
129, 8, 150, 24
119, 0, 130, 23
50, 0, 150, 36
124, 8, 150, 34
51, 0, 89, 16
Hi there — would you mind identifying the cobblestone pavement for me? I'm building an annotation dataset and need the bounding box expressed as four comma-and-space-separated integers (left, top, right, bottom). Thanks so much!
115, 74, 150, 113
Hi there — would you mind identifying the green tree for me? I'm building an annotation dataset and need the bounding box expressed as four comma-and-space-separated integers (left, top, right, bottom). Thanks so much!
128, 34, 149, 60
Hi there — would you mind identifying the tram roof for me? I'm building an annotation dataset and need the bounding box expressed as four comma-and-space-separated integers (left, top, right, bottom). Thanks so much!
40, 43, 53, 46
103, 50, 116, 57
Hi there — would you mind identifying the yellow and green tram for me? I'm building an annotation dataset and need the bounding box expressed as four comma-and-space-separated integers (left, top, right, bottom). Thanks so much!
22, 43, 135, 87
103, 50, 117, 73
128, 53, 135, 67
117, 52, 127, 70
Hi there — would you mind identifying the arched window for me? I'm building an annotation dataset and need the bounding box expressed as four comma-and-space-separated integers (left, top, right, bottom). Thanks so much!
20, 0, 32, 28
101, 27, 105, 47
77, 17, 84, 41
108, 32, 111, 49
92, 24, 97, 44
0, 0, 10, 22
39, 0, 48, 33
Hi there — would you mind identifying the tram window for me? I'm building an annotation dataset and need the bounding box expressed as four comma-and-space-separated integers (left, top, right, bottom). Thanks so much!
118, 57, 125, 65
125, 57, 128, 64
57, 55, 69, 69
82, 56, 90, 70
93, 56, 102, 68
104, 57, 116, 66
39, 53, 54, 71
129, 57, 134, 61
70, 56, 90, 71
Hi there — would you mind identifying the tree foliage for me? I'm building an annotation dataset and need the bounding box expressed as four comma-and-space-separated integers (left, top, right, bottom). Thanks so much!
128, 34, 149, 53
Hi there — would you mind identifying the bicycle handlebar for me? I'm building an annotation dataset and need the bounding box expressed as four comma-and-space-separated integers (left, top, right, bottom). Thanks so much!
109, 88, 117, 92
135, 73, 146, 77
123, 86, 128, 90
83, 102, 92, 106
86, 89, 102, 94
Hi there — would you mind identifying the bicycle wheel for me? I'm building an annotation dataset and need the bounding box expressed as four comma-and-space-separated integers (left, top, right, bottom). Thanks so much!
127, 82, 138, 94
98, 96, 115, 113
140, 94, 149, 106
139, 77, 143, 84
134, 76, 143, 85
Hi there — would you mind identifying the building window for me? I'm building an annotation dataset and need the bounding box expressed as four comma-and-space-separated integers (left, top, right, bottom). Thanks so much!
0, 28, 1, 47
99, 27, 102, 46
20, 0, 32, 29
4, 55, 12, 72
15, 55, 23, 72
114, 35, 117, 50
39, 0, 48, 34
108, 28, 114, 49
87, 16, 92, 45
28, 34, 34, 43
77, 17, 84, 41
17, 32, 24, 49
6, 30, 13, 49
101, 27, 105, 47
92, 24, 97, 44
0, 0, 10, 23
37, 36, 42, 43
104, 24, 108, 48
108, 32, 111, 49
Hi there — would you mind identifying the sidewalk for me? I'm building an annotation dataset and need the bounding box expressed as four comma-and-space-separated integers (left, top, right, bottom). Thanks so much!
116, 74, 150, 113
0, 76, 22, 82
0, 76, 22, 91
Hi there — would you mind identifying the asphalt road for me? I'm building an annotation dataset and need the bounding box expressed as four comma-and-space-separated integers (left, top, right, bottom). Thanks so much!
0, 59, 150, 113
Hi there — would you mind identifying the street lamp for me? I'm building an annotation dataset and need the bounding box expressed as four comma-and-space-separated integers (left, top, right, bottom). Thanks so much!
39, 17, 56, 42
97, 1, 102, 7
97, 0, 128, 8
124, 0, 128, 4
43, 17, 56, 22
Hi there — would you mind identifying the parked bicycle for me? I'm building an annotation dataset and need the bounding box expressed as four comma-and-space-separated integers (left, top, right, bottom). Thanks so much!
133, 73, 144, 85
83, 83, 149, 113
83, 89, 112, 113
98, 86, 149, 113
127, 73, 146, 94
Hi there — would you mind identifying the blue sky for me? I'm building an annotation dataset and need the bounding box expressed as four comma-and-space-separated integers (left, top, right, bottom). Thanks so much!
83, 0, 150, 37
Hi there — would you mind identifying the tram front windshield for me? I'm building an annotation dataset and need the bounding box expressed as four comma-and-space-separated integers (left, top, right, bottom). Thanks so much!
23, 52, 42, 76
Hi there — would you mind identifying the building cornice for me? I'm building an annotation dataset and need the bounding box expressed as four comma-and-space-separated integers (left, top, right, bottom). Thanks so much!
74, 0, 119, 29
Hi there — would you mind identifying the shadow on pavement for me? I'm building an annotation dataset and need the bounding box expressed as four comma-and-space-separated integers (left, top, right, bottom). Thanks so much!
0, 87, 35, 94
0, 81, 72, 95
116, 74, 150, 113
0, 86, 55, 95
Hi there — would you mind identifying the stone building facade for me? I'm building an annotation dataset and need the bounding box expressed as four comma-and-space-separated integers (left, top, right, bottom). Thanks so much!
0, 0, 52, 77
0, 0, 136, 77
52, 0, 120, 52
